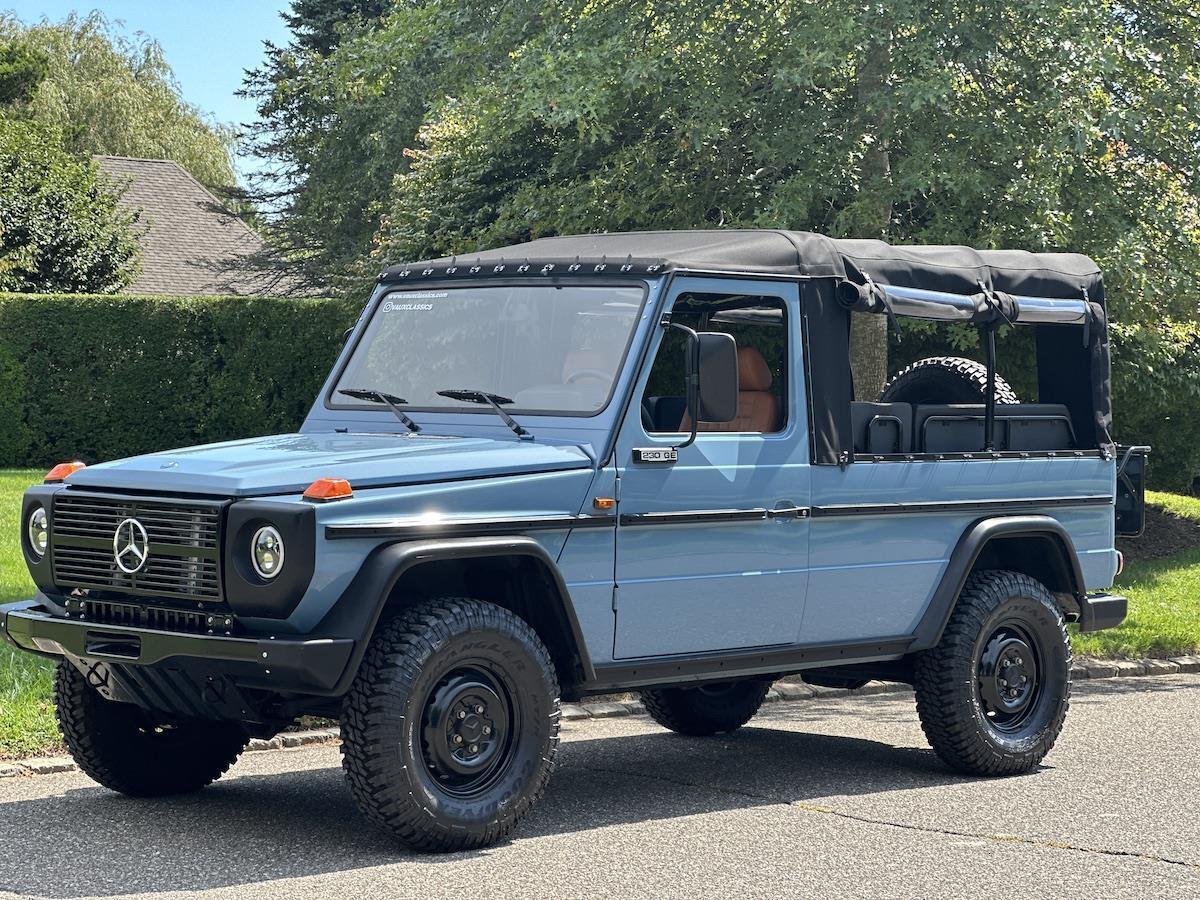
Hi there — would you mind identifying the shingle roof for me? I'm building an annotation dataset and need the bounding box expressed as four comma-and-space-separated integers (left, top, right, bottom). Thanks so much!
96, 156, 309, 297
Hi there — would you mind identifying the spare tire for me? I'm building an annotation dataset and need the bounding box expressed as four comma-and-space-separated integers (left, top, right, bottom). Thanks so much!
879, 356, 1017, 405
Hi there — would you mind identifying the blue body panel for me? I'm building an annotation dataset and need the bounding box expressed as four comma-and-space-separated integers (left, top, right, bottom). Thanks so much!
67, 432, 593, 497
805, 459, 1116, 644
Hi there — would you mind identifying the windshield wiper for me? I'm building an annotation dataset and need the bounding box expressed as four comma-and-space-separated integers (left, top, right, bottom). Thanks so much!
436, 389, 531, 440
338, 388, 421, 433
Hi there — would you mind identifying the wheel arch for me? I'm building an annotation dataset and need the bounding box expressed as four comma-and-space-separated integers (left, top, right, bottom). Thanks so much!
319, 536, 594, 696
910, 515, 1085, 652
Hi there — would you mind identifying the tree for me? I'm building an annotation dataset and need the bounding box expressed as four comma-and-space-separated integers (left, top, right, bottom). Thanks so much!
252, 0, 1200, 485
240, 1, 550, 285
0, 38, 47, 106
0, 12, 236, 189
0, 117, 139, 293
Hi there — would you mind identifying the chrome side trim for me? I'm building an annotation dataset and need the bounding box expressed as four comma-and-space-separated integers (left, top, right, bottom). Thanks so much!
811, 495, 1112, 519
325, 513, 616, 540
618, 507, 811, 526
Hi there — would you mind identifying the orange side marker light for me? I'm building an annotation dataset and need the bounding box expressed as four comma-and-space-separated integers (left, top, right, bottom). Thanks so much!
303, 477, 353, 502
44, 461, 86, 483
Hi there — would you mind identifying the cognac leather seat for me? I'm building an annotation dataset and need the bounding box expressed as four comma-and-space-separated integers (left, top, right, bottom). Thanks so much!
680, 346, 780, 433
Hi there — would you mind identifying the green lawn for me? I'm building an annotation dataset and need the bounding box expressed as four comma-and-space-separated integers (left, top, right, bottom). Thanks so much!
0, 469, 58, 758
1072, 490, 1200, 658
0, 471, 1196, 758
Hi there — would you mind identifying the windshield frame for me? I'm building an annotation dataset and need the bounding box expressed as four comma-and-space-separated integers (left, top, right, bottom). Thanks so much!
324, 278, 651, 420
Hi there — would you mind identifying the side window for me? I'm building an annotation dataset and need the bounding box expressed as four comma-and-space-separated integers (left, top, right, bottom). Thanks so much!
851, 320, 1083, 457
641, 293, 788, 434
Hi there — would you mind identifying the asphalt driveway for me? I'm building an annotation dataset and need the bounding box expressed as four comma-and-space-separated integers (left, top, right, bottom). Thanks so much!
0, 675, 1197, 898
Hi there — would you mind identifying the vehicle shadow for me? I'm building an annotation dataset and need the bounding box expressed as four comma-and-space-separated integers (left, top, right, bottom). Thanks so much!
0, 711, 1001, 899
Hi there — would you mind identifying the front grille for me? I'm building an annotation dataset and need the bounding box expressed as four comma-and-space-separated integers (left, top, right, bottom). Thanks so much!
51, 493, 226, 603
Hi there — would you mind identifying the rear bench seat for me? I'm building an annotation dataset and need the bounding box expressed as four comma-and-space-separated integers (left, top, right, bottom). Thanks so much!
914, 403, 1076, 452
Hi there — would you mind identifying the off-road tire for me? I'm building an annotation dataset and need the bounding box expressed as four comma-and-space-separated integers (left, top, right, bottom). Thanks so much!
880, 356, 1018, 405
340, 598, 560, 852
642, 678, 772, 736
55, 661, 249, 797
913, 570, 1070, 776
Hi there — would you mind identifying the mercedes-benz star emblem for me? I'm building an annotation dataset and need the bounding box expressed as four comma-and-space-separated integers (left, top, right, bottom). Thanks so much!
113, 517, 149, 574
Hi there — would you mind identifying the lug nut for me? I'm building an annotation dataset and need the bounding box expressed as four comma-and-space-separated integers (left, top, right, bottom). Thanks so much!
483, 726, 492, 735
475, 705, 484, 714
458, 710, 467, 720
469, 744, 478, 753
453, 735, 463, 744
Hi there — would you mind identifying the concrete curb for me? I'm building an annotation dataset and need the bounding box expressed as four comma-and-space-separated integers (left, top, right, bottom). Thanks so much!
3, 656, 1198, 778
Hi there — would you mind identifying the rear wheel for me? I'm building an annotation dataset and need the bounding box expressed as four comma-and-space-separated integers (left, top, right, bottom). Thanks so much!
340, 597, 560, 852
55, 661, 249, 796
642, 678, 772, 736
913, 570, 1070, 775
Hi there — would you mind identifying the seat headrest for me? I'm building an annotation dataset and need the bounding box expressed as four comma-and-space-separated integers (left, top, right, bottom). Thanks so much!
737, 347, 773, 392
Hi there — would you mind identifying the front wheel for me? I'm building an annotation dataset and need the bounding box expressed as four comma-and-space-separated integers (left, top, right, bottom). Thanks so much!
913, 570, 1070, 775
55, 661, 249, 796
340, 598, 561, 852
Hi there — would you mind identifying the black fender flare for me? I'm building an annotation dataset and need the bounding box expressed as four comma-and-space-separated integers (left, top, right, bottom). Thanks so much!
315, 536, 594, 696
910, 515, 1086, 652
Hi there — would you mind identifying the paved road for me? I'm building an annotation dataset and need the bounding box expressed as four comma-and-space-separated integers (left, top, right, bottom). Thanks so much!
1, 676, 1198, 899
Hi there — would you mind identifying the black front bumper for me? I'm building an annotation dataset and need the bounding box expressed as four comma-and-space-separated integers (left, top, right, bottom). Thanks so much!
1078, 593, 1128, 632
1, 596, 355, 695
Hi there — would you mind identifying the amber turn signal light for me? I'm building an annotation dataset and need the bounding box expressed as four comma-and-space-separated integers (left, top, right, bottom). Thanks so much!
593, 497, 616, 510
44, 461, 85, 483
303, 477, 353, 502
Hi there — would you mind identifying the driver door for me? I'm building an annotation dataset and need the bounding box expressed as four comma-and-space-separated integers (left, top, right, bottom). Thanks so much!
612, 277, 810, 659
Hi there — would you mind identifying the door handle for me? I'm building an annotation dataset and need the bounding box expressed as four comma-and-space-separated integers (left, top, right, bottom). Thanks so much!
767, 502, 810, 520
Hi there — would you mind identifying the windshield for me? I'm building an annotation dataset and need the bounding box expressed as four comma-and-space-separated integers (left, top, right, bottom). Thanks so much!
333, 284, 647, 416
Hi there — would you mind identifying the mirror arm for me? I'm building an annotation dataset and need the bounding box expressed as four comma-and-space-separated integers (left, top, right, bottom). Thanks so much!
663, 320, 701, 450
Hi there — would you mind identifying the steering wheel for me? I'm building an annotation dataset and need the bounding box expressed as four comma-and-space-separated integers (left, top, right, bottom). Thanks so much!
565, 369, 610, 384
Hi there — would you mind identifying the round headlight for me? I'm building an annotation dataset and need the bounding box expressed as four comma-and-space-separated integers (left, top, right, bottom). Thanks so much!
251, 525, 285, 580
27, 506, 48, 559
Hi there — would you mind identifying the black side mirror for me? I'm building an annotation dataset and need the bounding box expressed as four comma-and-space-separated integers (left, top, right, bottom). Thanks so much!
696, 332, 738, 423
668, 322, 739, 449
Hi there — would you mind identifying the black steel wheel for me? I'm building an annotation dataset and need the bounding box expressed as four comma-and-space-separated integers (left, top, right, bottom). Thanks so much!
55, 661, 249, 797
642, 677, 772, 736
914, 570, 1070, 775
341, 598, 560, 852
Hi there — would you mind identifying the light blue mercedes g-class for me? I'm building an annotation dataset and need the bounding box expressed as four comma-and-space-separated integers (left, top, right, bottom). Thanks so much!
2, 231, 1146, 851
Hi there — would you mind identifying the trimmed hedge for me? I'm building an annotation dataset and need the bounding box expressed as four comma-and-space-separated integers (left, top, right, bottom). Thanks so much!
0, 293, 361, 467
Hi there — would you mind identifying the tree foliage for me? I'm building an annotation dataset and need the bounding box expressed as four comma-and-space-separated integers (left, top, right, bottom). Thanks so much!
0, 117, 139, 294
250, 0, 1200, 485
0, 38, 47, 106
0, 12, 236, 188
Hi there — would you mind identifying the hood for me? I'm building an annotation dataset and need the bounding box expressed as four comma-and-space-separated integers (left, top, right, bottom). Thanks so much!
65, 433, 594, 497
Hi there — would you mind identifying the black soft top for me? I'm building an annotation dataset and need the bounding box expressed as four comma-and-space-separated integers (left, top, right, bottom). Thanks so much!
381, 230, 1103, 305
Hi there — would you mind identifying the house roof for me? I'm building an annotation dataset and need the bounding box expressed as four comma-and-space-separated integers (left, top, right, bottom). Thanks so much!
381, 229, 1103, 303
96, 156, 308, 297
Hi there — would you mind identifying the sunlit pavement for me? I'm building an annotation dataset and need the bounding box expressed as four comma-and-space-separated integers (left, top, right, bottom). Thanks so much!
1, 676, 1198, 899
